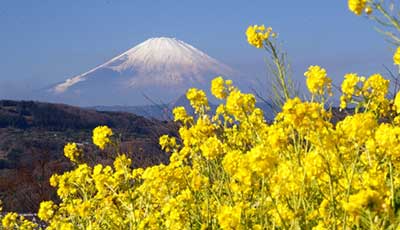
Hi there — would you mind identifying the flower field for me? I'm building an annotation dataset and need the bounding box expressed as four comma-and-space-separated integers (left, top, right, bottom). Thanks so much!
3, 1, 400, 229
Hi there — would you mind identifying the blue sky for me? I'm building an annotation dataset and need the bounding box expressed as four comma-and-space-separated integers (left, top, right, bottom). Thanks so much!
0, 0, 395, 100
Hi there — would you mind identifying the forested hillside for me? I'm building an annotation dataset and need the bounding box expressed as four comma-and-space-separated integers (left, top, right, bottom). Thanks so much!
0, 100, 177, 212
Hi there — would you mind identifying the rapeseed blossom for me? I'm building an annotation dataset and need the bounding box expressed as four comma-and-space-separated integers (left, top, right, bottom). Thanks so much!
217, 205, 242, 230
200, 136, 224, 160
341, 73, 363, 97
172, 106, 191, 123
63, 142, 82, 163
304, 65, 332, 96
340, 73, 362, 109
395, 91, 400, 113
342, 189, 384, 216
159, 134, 177, 152
211, 76, 232, 100
1, 213, 17, 228
394, 47, 400, 65
30, 70, 400, 229
92, 125, 113, 150
1, 212, 37, 230
340, 72, 390, 116
225, 89, 256, 120
365, 5, 373, 15
38, 201, 56, 221
6, 7, 400, 228
348, 0, 367, 15
246, 25, 273, 48
186, 88, 209, 113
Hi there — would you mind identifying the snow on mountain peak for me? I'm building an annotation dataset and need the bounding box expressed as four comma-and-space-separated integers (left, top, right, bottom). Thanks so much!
49, 37, 236, 106
105, 37, 232, 79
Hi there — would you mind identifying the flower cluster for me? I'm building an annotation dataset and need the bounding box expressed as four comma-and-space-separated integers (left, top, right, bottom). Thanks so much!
394, 47, 400, 65
186, 88, 209, 113
63, 142, 82, 163
38, 201, 57, 222
211, 76, 232, 100
24, 70, 400, 229
1, 212, 37, 230
92, 125, 113, 150
340, 72, 390, 116
348, 0, 368, 15
5, 6, 400, 228
394, 92, 400, 113
159, 134, 178, 153
304, 65, 332, 97
246, 25, 274, 48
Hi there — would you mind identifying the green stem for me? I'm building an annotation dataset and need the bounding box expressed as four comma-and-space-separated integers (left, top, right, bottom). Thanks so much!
376, 3, 400, 32
265, 184, 289, 229
266, 40, 290, 101
389, 160, 395, 211
343, 146, 361, 229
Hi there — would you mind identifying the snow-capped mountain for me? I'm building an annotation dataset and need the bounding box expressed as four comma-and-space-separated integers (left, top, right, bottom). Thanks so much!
47, 37, 239, 106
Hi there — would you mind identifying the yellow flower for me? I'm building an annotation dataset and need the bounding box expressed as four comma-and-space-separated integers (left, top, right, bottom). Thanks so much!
340, 95, 348, 109
342, 189, 383, 216
304, 65, 332, 96
173, 106, 192, 123
226, 89, 256, 120
340, 73, 366, 109
341, 73, 361, 97
247, 144, 277, 177
394, 91, 400, 113
59, 222, 74, 230
394, 47, 400, 65
348, 0, 367, 15
32, 69, 400, 229
49, 174, 59, 187
373, 123, 400, 159
200, 136, 224, 160
246, 24, 273, 48
211, 76, 228, 99
186, 88, 209, 113
38, 200, 56, 221
113, 154, 132, 172
319, 199, 330, 218
336, 112, 377, 143
2, 212, 18, 228
18, 218, 38, 230
63, 142, 82, 163
77, 201, 91, 218
159, 135, 177, 152
217, 205, 242, 230
365, 5, 373, 15
362, 73, 389, 99
92, 125, 113, 150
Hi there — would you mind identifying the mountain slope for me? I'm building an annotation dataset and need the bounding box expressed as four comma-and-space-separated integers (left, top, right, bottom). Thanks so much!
0, 99, 177, 212
47, 37, 238, 106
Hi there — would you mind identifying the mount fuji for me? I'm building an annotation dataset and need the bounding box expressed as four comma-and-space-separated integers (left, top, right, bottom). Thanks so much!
46, 37, 242, 106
